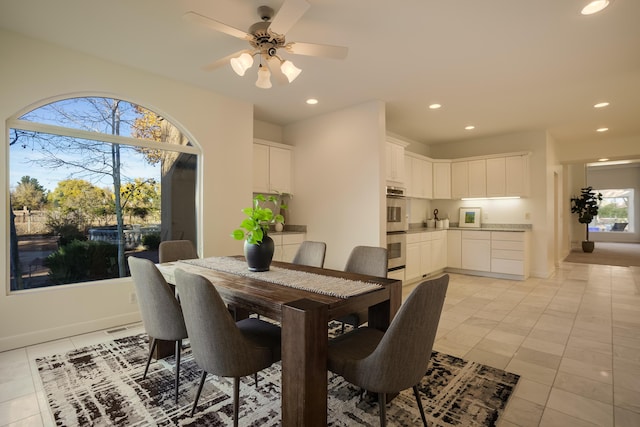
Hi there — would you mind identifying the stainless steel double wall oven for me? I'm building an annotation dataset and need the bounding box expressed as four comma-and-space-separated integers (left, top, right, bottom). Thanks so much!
386, 186, 407, 272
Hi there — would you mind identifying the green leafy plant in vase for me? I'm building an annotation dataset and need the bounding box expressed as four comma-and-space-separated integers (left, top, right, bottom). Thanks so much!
570, 186, 602, 253
232, 194, 285, 271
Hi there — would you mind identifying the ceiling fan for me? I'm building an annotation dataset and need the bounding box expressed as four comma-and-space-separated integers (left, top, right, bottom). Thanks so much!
184, 0, 348, 88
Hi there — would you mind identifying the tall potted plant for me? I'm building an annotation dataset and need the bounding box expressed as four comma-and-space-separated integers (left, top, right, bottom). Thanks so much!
231, 194, 285, 271
570, 186, 602, 253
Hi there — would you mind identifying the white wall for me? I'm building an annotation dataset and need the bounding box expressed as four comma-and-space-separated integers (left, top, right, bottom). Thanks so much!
428, 130, 553, 278
254, 120, 284, 143
0, 30, 254, 351
283, 101, 386, 270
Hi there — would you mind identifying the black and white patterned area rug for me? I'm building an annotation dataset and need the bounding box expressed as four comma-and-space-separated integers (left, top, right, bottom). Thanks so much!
36, 330, 519, 426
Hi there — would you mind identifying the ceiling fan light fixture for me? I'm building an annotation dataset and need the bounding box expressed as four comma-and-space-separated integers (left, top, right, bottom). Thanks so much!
280, 60, 302, 82
256, 64, 272, 89
230, 52, 254, 76
581, 0, 611, 15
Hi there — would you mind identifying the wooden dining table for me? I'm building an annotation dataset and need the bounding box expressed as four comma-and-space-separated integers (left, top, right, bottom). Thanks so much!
156, 256, 401, 426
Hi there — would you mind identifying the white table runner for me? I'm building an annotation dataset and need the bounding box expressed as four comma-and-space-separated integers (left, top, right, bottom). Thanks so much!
178, 257, 383, 298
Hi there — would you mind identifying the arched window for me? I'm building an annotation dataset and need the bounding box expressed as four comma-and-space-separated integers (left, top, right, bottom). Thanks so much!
8, 96, 199, 291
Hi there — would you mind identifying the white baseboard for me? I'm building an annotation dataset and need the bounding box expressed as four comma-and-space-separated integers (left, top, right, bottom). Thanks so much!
0, 313, 141, 352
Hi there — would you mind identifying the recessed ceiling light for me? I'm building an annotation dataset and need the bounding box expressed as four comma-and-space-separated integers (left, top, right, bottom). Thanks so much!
306, 98, 318, 105
581, 0, 612, 15
465, 125, 475, 130
598, 158, 609, 162
428, 104, 442, 110
594, 102, 610, 108
596, 127, 609, 132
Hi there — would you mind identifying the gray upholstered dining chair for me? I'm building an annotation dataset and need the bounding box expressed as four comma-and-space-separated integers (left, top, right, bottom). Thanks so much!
328, 274, 449, 427
127, 256, 188, 404
174, 268, 282, 425
159, 239, 198, 263
337, 246, 388, 333
291, 240, 327, 268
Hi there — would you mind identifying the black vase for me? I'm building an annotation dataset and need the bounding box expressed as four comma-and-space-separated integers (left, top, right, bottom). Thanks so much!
244, 235, 275, 272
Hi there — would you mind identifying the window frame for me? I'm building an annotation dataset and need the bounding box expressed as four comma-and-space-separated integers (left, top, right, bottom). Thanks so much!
7, 98, 201, 294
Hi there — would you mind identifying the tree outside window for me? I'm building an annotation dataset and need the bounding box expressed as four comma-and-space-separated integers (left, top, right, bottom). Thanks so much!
8, 97, 198, 291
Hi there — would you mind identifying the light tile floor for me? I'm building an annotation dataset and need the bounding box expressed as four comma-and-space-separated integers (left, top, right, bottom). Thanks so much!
1, 262, 639, 426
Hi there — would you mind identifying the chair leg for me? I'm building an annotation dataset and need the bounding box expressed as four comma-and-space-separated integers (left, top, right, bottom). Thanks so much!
377, 392, 387, 427
174, 339, 182, 404
254, 373, 259, 389
341, 322, 346, 334
190, 371, 207, 417
413, 385, 428, 427
143, 338, 157, 379
233, 377, 240, 427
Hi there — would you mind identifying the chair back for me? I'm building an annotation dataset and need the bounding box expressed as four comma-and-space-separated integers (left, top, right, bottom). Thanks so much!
127, 256, 187, 341
174, 268, 274, 377
292, 241, 327, 268
159, 240, 198, 263
359, 274, 449, 393
345, 246, 388, 277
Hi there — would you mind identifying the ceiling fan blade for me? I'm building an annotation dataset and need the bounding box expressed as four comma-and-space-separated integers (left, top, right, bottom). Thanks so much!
286, 42, 348, 60
202, 49, 252, 72
183, 11, 250, 40
269, 0, 310, 35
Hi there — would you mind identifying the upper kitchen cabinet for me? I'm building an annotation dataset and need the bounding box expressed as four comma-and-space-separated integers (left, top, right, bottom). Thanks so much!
449, 153, 530, 199
432, 160, 451, 199
386, 137, 409, 186
505, 155, 529, 197
405, 153, 433, 199
253, 139, 294, 194
452, 159, 487, 199
486, 154, 530, 197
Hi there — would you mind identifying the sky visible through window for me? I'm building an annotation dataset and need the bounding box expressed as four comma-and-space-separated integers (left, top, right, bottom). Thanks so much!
10, 98, 166, 192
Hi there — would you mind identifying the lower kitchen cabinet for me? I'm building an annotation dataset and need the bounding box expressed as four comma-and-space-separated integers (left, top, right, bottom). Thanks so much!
491, 231, 530, 278
430, 230, 447, 272
272, 233, 305, 263
447, 230, 461, 268
405, 231, 447, 283
405, 233, 423, 282
446, 229, 529, 280
461, 231, 491, 272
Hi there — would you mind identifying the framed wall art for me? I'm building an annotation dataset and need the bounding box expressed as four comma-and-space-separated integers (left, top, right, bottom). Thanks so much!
459, 207, 481, 228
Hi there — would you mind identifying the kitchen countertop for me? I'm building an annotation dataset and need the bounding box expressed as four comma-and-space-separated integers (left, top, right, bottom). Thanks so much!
407, 224, 531, 233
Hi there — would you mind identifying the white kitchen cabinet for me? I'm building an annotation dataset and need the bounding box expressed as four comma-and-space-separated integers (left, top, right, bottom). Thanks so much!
505, 155, 529, 197
405, 231, 447, 283
404, 154, 413, 196
451, 161, 468, 199
419, 234, 432, 277
491, 231, 529, 278
253, 140, 294, 194
386, 139, 407, 186
468, 160, 486, 197
422, 159, 433, 199
485, 155, 529, 197
451, 160, 486, 199
272, 233, 305, 263
406, 155, 433, 199
461, 231, 491, 272
405, 233, 422, 281
486, 157, 506, 197
432, 161, 451, 199
447, 229, 461, 268
430, 230, 447, 272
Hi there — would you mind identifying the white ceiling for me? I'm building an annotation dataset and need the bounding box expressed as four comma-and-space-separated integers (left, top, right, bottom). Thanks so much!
2, 0, 640, 147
